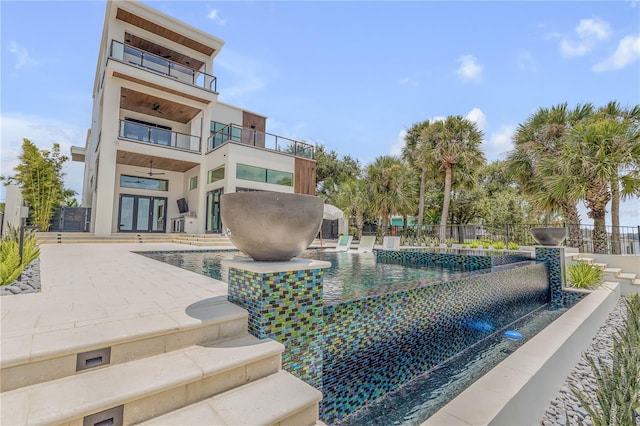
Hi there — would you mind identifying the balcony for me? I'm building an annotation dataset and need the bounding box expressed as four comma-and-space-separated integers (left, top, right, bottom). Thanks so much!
110, 40, 217, 92
207, 124, 315, 159
119, 119, 201, 153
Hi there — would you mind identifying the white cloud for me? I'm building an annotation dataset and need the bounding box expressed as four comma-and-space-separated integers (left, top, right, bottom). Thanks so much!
1, 114, 85, 202
516, 50, 537, 72
398, 77, 418, 87
215, 49, 273, 101
559, 18, 611, 57
576, 18, 611, 41
465, 107, 487, 132
389, 130, 407, 156
207, 9, 227, 25
456, 54, 483, 82
593, 34, 640, 72
485, 125, 516, 160
8, 42, 38, 70
559, 40, 592, 57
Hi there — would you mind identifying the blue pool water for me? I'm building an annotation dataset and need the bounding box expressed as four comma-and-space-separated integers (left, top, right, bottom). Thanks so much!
138, 249, 468, 304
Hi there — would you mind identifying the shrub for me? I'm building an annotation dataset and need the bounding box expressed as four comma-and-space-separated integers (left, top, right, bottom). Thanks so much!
508, 241, 520, 250
567, 262, 602, 289
0, 225, 40, 286
469, 241, 479, 249
482, 241, 491, 249
492, 241, 506, 250
570, 294, 640, 426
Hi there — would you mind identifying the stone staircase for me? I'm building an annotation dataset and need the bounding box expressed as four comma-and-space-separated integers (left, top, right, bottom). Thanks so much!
0, 299, 322, 425
568, 253, 640, 295
171, 234, 233, 247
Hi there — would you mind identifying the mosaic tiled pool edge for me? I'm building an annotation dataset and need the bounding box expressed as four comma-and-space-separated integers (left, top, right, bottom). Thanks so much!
222, 248, 569, 424
375, 249, 531, 270
227, 266, 324, 389
320, 261, 550, 422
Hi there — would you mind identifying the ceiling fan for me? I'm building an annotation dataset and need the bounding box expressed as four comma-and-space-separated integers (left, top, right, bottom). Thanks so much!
137, 160, 166, 176
151, 103, 163, 114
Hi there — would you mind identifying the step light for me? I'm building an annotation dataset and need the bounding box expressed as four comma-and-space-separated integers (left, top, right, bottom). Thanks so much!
76, 347, 111, 372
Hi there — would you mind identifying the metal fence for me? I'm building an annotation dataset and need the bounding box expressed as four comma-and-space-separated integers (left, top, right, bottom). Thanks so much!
361, 223, 640, 255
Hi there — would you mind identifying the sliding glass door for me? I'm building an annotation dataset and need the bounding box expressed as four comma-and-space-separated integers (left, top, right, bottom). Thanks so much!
118, 195, 167, 233
205, 189, 223, 233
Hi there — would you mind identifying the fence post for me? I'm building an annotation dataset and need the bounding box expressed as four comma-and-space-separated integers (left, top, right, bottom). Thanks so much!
506, 224, 510, 249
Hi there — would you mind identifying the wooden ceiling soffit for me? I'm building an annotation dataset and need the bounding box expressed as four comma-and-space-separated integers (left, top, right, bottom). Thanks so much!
124, 32, 205, 71
116, 8, 215, 56
113, 72, 210, 105
119, 87, 201, 124
116, 150, 199, 173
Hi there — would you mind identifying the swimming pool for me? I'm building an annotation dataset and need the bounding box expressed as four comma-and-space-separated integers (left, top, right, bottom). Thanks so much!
138, 247, 574, 424
138, 249, 469, 304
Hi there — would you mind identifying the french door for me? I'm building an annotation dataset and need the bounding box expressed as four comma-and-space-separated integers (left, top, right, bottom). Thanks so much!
118, 195, 167, 233
205, 189, 223, 233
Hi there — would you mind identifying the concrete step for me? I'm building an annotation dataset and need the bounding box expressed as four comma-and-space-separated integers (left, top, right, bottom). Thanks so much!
633, 278, 640, 286
140, 370, 322, 426
592, 262, 608, 270
1, 300, 248, 391
0, 334, 284, 426
573, 256, 594, 263
603, 267, 623, 278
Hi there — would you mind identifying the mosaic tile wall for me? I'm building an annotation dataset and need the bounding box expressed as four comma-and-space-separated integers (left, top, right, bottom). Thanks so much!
376, 250, 492, 270
562, 288, 589, 306
376, 249, 532, 270
227, 267, 324, 389
321, 262, 550, 422
535, 247, 565, 308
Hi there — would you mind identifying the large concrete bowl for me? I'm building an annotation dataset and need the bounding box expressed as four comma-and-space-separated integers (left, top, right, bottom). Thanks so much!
530, 227, 567, 246
220, 191, 324, 261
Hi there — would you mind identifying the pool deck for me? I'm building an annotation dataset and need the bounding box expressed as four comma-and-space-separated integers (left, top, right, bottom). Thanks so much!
1, 243, 235, 369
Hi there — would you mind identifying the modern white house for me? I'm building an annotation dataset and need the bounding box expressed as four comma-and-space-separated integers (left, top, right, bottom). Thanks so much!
72, 0, 316, 237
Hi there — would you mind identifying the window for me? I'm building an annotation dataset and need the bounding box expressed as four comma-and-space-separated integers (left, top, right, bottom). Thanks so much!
120, 175, 168, 191
267, 169, 293, 186
208, 166, 225, 183
189, 176, 198, 190
236, 164, 293, 187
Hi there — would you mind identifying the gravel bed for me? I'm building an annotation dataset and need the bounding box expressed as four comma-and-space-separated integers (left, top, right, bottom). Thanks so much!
0, 258, 41, 296
541, 297, 640, 426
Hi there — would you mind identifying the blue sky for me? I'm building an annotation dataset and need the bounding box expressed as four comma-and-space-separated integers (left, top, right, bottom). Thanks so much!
2, 1, 639, 226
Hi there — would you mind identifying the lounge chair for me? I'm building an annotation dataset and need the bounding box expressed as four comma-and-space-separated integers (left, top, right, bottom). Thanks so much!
325, 235, 353, 252
356, 236, 376, 253
382, 236, 401, 250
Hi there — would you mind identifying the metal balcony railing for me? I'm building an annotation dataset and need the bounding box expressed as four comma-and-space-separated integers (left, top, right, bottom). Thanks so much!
110, 40, 218, 92
206, 124, 315, 159
119, 120, 201, 153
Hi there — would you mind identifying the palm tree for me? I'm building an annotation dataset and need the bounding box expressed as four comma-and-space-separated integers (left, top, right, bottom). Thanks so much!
594, 101, 640, 253
365, 156, 417, 238
401, 120, 438, 237
429, 116, 485, 240
506, 103, 593, 249
335, 176, 369, 239
547, 116, 639, 253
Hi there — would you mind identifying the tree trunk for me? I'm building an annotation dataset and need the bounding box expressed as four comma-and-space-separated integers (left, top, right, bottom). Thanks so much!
611, 175, 621, 254
356, 209, 364, 240
381, 210, 389, 238
417, 168, 426, 238
585, 181, 611, 254
440, 165, 453, 242
561, 201, 583, 251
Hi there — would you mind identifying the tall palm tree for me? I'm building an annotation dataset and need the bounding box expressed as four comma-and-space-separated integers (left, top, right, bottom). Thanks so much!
547, 117, 639, 253
402, 120, 438, 237
335, 176, 369, 239
429, 116, 485, 240
595, 101, 640, 253
506, 103, 593, 248
365, 156, 417, 238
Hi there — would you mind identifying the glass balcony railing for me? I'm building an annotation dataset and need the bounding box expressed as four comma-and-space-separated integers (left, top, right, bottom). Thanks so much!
110, 40, 218, 92
119, 120, 201, 153
207, 124, 315, 159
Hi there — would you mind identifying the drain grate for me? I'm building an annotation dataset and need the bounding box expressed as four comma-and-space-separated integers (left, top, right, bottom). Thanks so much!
83, 405, 123, 426
76, 347, 111, 372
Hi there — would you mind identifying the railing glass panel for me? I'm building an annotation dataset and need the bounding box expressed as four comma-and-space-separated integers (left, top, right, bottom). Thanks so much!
207, 124, 314, 159
119, 120, 200, 152
110, 40, 217, 92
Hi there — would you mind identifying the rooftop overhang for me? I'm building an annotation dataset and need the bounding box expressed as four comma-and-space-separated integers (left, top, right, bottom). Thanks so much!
71, 146, 86, 162
116, 150, 199, 173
